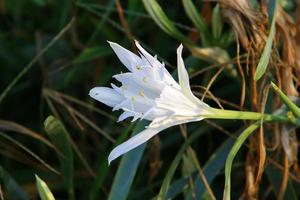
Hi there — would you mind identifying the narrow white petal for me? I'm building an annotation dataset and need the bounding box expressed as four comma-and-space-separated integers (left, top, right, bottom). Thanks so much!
117, 112, 134, 122
108, 41, 142, 71
89, 87, 123, 107
177, 44, 199, 103
135, 40, 160, 67
108, 126, 163, 164
111, 83, 123, 94
113, 99, 131, 111
108, 114, 204, 164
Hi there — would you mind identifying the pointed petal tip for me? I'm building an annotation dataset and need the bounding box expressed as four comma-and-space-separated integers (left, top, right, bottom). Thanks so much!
108, 41, 118, 48
108, 149, 118, 165
177, 44, 183, 54
107, 40, 115, 46
134, 40, 142, 50
134, 40, 139, 45
107, 157, 112, 166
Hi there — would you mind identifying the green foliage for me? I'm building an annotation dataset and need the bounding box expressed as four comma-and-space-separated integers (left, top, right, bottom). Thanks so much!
0, 0, 299, 199
44, 116, 74, 200
223, 122, 260, 200
254, 0, 277, 81
108, 121, 148, 200
35, 175, 56, 200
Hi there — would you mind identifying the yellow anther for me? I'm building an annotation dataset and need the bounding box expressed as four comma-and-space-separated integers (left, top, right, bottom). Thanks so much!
142, 76, 148, 83
136, 65, 142, 70
139, 90, 145, 97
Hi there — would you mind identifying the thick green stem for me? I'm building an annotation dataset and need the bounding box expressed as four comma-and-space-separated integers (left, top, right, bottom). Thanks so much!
204, 108, 290, 123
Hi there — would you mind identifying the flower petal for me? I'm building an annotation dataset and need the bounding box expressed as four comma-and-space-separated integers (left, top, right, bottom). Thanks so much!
156, 85, 199, 116
177, 44, 199, 103
89, 87, 123, 107
117, 111, 134, 122
108, 41, 142, 71
108, 125, 164, 164
108, 114, 203, 164
135, 40, 160, 67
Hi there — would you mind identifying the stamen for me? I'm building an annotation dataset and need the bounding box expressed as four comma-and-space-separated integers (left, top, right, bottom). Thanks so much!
142, 76, 148, 83
139, 90, 145, 97
136, 65, 142, 70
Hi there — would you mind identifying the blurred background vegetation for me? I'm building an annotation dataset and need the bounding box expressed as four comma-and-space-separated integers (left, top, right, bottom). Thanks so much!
0, 0, 299, 199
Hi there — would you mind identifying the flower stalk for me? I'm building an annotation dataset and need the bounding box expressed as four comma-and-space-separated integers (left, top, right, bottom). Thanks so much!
205, 108, 291, 123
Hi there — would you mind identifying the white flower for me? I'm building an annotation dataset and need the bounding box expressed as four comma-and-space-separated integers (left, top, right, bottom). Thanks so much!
89, 41, 212, 164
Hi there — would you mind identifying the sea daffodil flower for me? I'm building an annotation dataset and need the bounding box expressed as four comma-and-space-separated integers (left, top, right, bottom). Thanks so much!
89, 41, 213, 164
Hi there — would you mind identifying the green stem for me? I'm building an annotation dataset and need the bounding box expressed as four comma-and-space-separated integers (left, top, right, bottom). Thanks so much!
205, 108, 290, 123
271, 82, 300, 118
223, 121, 261, 200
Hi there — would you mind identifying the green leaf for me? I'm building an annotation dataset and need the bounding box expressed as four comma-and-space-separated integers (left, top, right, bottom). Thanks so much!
0, 166, 30, 200
88, 123, 135, 200
163, 134, 235, 200
85, 0, 116, 44
254, 0, 277, 81
212, 4, 223, 40
143, 0, 192, 44
157, 126, 209, 200
44, 116, 74, 200
107, 120, 148, 200
187, 135, 235, 200
223, 121, 260, 200
74, 46, 111, 64
271, 82, 300, 118
35, 175, 56, 200
182, 0, 211, 46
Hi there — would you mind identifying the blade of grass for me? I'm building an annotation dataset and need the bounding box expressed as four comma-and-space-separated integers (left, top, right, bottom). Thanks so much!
0, 131, 59, 174
107, 120, 148, 200
212, 4, 222, 41
35, 175, 55, 200
223, 121, 260, 200
157, 126, 211, 200
0, 17, 75, 105
0, 165, 30, 200
0, 120, 56, 150
254, 0, 277, 81
44, 116, 74, 200
88, 123, 134, 200
73, 46, 112, 64
85, 0, 115, 45
187, 135, 235, 200
44, 89, 115, 142
143, 0, 192, 45
182, 0, 210, 46
43, 95, 96, 177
